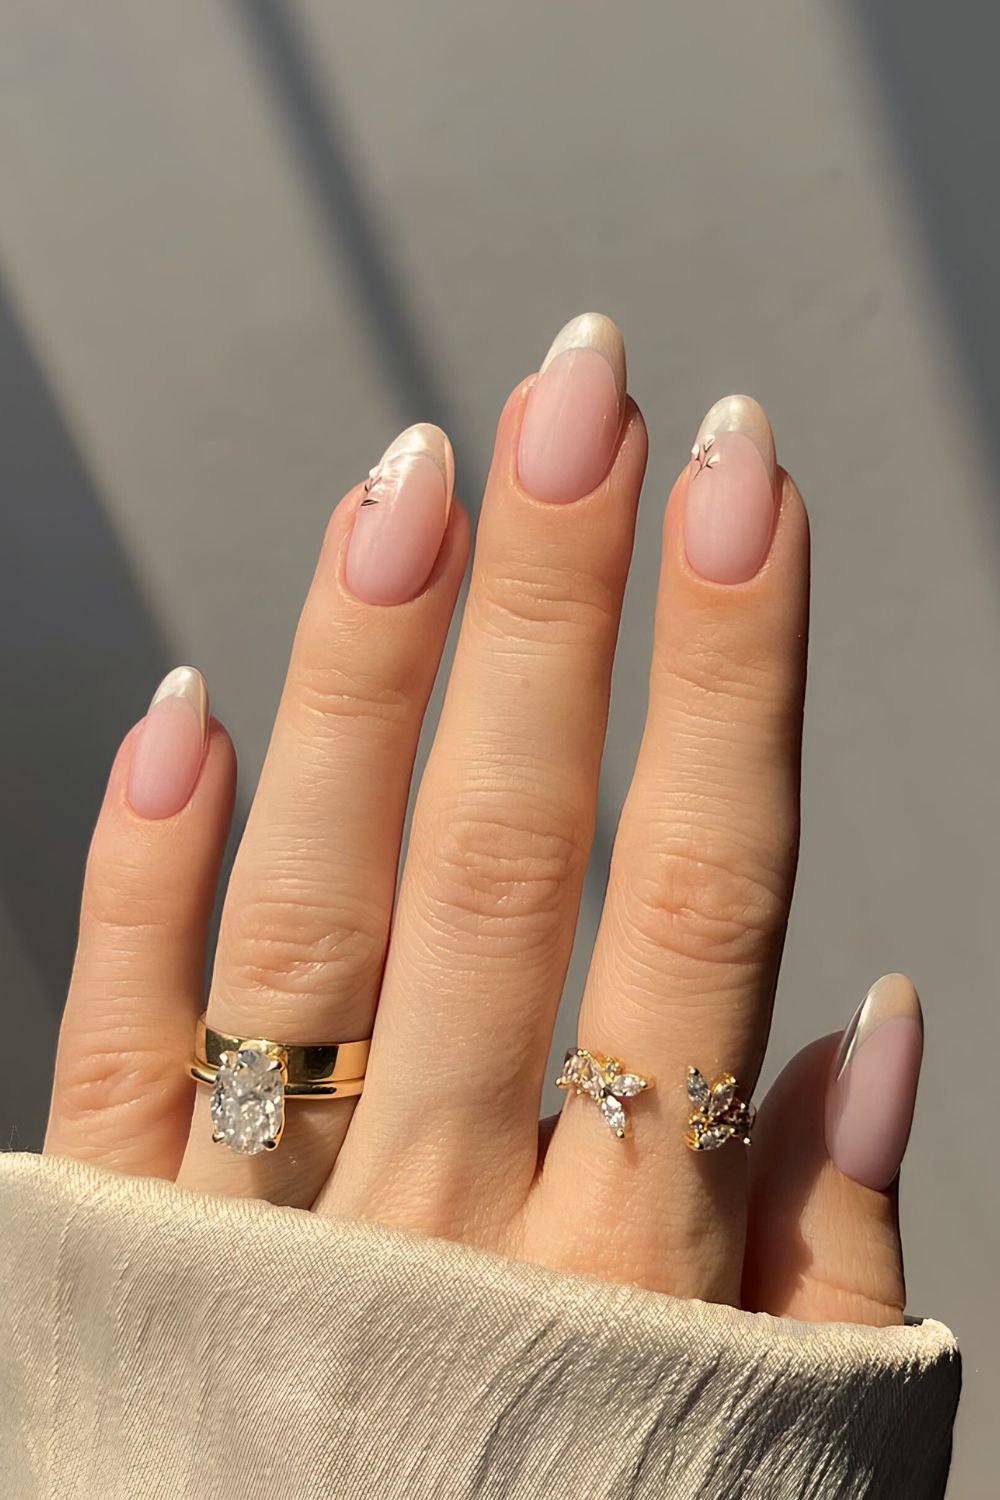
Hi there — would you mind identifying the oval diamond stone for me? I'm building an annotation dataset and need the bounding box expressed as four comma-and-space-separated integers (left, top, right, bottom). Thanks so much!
210, 1046, 285, 1155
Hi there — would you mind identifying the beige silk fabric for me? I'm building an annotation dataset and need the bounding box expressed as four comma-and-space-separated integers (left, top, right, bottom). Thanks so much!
0, 1154, 959, 1499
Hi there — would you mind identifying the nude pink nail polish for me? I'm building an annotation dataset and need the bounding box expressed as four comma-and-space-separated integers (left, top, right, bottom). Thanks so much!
345, 423, 454, 605
127, 666, 209, 820
517, 313, 626, 504
825, 974, 924, 1191
684, 394, 778, 584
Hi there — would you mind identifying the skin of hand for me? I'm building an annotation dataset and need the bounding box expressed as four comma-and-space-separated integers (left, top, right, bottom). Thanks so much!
43, 315, 922, 1327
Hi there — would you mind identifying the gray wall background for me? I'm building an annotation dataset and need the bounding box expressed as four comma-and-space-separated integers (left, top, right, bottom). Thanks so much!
1, 3, 995, 1492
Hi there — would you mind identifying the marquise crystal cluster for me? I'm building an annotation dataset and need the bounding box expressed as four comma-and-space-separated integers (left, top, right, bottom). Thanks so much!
210, 1045, 286, 1155
685, 1066, 754, 1151
556, 1047, 650, 1138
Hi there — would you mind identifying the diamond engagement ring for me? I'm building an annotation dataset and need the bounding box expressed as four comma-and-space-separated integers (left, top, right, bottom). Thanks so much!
190, 1014, 371, 1156
555, 1047, 653, 1138
684, 1065, 755, 1151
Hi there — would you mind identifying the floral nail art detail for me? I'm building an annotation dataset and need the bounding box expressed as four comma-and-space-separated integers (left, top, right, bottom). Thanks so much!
359, 465, 382, 506
690, 433, 721, 477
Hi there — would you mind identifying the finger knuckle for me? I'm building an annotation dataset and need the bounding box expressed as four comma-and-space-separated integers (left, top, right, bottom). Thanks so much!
623, 842, 789, 971
416, 793, 589, 949
662, 632, 769, 699
222, 882, 386, 1010
80, 870, 187, 946
287, 655, 415, 738
472, 562, 618, 648
655, 631, 800, 737
53, 1034, 182, 1132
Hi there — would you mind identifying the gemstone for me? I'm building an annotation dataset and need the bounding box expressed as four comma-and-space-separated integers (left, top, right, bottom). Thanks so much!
709, 1078, 735, 1118
731, 1102, 755, 1142
612, 1073, 645, 1098
580, 1059, 605, 1099
559, 1049, 605, 1098
600, 1094, 627, 1136
694, 1124, 730, 1151
687, 1067, 710, 1112
560, 1048, 583, 1077
558, 1049, 584, 1087
210, 1046, 285, 1155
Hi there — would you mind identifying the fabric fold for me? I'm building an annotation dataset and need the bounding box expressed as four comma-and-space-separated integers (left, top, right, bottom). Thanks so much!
0, 1152, 959, 1499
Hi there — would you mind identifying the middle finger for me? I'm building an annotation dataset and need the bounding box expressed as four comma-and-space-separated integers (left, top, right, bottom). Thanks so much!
323, 315, 646, 1234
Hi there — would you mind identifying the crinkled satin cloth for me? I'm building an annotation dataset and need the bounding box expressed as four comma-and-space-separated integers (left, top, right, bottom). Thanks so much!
0, 1154, 959, 1499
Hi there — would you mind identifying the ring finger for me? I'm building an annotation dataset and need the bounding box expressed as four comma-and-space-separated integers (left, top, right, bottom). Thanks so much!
537, 396, 809, 1302
177, 425, 468, 1204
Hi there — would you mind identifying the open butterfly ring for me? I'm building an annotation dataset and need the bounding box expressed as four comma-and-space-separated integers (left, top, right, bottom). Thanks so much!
555, 1047, 653, 1138
685, 1065, 756, 1151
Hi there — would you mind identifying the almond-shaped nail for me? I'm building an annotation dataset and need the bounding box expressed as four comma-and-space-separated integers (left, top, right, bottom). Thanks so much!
825, 973, 924, 1191
127, 666, 209, 820
345, 423, 454, 605
684, 394, 778, 584
517, 313, 626, 504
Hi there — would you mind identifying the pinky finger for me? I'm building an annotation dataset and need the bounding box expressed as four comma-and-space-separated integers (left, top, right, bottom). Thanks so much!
743, 974, 923, 1325
45, 668, 235, 1179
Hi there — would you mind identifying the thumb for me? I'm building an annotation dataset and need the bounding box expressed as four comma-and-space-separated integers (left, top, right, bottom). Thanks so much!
743, 974, 923, 1326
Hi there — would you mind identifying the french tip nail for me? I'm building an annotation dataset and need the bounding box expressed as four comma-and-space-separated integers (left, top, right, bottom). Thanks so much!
694, 394, 776, 482
375, 423, 455, 512
539, 312, 626, 399
127, 665, 210, 820
348, 423, 454, 604
684, 393, 778, 584
150, 665, 209, 736
826, 972, 924, 1192
835, 973, 923, 1080
867, 972, 923, 1024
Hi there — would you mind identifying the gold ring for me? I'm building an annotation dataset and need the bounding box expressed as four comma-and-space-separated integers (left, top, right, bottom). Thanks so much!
190, 1014, 371, 1156
555, 1047, 653, 1139
684, 1065, 755, 1151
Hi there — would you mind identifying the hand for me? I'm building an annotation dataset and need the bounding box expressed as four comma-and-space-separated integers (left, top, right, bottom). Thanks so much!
44, 314, 922, 1324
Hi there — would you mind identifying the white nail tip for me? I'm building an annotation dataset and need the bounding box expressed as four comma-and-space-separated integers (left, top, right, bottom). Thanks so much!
150, 666, 209, 733
695, 394, 776, 480
835, 973, 922, 1079
862, 973, 923, 1027
373, 423, 455, 514
539, 312, 626, 397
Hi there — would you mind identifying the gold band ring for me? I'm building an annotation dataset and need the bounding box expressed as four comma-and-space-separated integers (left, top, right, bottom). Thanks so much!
191, 1016, 370, 1094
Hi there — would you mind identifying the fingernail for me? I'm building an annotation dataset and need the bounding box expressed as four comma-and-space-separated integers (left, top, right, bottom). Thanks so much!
127, 666, 209, 820
345, 423, 454, 605
517, 312, 626, 504
825, 973, 924, 1191
684, 394, 778, 583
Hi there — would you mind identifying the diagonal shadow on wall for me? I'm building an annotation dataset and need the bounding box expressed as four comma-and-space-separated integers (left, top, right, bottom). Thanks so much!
848, 2, 1000, 532
226, 0, 623, 899
0, 275, 175, 1146
230, 0, 471, 490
